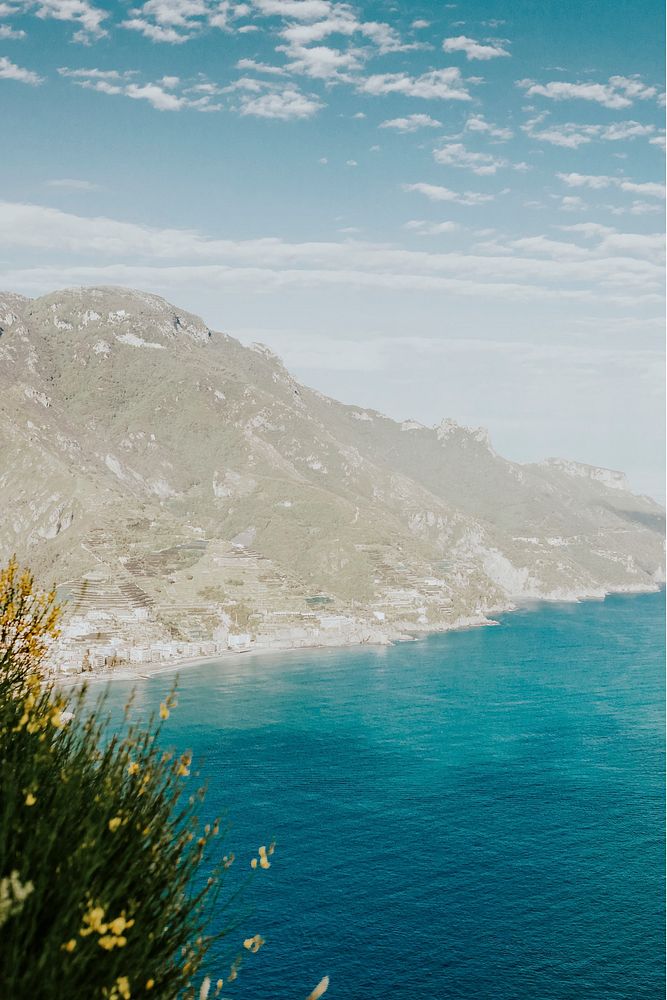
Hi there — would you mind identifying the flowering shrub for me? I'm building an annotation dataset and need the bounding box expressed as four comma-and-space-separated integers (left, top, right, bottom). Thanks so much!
0, 562, 249, 998
0, 558, 329, 1000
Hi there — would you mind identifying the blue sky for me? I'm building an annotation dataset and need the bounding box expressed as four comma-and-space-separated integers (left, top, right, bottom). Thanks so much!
0, 0, 665, 497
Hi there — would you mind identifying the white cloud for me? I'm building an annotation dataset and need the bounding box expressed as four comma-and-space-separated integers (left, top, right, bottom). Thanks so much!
25, 0, 109, 44
558, 172, 615, 190
619, 179, 666, 198
358, 19, 415, 53
265, 1, 412, 55
121, 18, 191, 42
120, 0, 251, 42
558, 223, 617, 239
0, 55, 42, 85
523, 116, 595, 149
494, 228, 664, 267
278, 12, 359, 45
596, 231, 665, 260
443, 34, 509, 60
253, 0, 331, 19
404, 219, 460, 235
46, 177, 101, 190
464, 114, 513, 140
508, 235, 589, 261
523, 113, 657, 148
517, 75, 659, 109
558, 172, 666, 199
238, 84, 323, 118
559, 196, 586, 212
609, 200, 663, 216
603, 121, 656, 141
236, 57, 287, 75
11, 0, 109, 42
58, 66, 223, 111
278, 41, 364, 80
254, 1, 419, 83
0, 24, 26, 37
379, 113, 442, 132
58, 67, 130, 80
359, 68, 471, 101
1, 202, 663, 308
433, 142, 507, 175
402, 182, 493, 206
125, 82, 187, 110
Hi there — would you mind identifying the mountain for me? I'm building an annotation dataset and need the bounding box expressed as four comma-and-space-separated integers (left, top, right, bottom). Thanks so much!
1, 287, 663, 669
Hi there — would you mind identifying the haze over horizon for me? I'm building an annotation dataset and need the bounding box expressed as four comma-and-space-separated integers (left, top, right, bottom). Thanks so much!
0, 0, 664, 498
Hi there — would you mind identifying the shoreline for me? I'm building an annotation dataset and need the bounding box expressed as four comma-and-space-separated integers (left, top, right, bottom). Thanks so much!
52, 581, 664, 689
59, 642, 336, 687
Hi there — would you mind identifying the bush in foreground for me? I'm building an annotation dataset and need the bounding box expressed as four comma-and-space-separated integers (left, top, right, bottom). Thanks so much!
0, 558, 332, 1000
0, 557, 249, 998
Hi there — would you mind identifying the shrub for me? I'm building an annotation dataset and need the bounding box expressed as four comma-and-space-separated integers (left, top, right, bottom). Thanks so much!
0, 560, 250, 999
0, 559, 330, 1000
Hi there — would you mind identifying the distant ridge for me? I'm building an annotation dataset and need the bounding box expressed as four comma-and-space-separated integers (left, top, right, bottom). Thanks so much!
1, 286, 664, 658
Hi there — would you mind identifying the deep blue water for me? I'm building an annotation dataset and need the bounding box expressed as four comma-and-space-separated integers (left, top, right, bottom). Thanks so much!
106, 591, 665, 999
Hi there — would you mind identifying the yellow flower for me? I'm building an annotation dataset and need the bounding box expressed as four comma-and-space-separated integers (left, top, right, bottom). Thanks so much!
62, 939, 77, 952
258, 845, 270, 870
108, 817, 122, 833
116, 976, 131, 999
243, 934, 264, 954
159, 703, 169, 720
98, 934, 127, 950
80, 905, 107, 936
108, 914, 135, 936
127, 762, 139, 776
145, 980, 154, 991
25, 792, 37, 807
250, 857, 258, 869
176, 752, 192, 777
306, 976, 330, 1000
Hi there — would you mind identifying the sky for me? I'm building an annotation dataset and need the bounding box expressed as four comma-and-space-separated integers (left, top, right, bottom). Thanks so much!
0, 0, 665, 499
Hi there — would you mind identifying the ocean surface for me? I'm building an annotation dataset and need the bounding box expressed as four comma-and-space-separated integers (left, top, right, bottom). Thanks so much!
105, 591, 665, 999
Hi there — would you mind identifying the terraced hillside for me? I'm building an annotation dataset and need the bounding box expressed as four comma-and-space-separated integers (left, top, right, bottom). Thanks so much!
0, 286, 663, 665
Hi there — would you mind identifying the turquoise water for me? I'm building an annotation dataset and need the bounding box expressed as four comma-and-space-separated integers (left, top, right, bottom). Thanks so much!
106, 591, 665, 999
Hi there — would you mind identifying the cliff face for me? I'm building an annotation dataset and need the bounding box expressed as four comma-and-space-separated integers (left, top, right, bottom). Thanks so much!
1, 286, 664, 658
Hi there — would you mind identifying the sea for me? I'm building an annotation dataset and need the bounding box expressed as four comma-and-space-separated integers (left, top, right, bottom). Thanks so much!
105, 590, 665, 1000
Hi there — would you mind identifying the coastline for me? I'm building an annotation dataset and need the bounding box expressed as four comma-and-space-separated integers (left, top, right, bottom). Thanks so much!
51, 580, 664, 690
